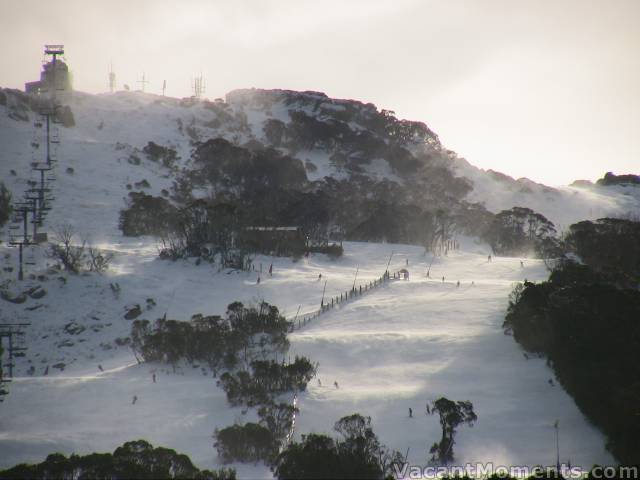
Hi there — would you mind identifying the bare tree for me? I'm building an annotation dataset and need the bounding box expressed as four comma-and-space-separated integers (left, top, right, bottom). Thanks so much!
87, 244, 114, 273
48, 224, 86, 273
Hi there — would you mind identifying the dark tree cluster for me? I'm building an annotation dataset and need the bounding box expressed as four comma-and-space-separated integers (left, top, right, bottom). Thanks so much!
159, 199, 245, 261
119, 192, 178, 237
286, 110, 353, 152
120, 125, 493, 258
483, 207, 559, 257
218, 357, 316, 407
273, 413, 403, 480
189, 138, 307, 193
130, 301, 291, 373
143, 141, 179, 169
0, 439, 235, 480
213, 402, 297, 464
214, 423, 277, 464
565, 218, 640, 286
504, 259, 640, 463
283, 108, 436, 176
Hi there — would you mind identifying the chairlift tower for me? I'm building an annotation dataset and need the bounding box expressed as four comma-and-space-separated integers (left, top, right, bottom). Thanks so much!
6, 45, 63, 281
44, 44, 64, 64
0, 323, 30, 398
43, 45, 67, 102
8, 201, 35, 281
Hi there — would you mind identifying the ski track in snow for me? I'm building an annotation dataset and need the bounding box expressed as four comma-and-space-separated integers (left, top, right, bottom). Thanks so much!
0, 90, 624, 475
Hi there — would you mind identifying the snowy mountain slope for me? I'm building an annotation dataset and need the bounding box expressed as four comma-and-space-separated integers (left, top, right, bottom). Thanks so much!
3, 87, 637, 238
0, 87, 632, 473
448, 156, 640, 232
290, 246, 614, 469
0, 241, 614, 473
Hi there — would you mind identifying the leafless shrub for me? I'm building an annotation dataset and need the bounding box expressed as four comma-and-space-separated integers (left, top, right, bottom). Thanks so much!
48, 224, 86, 273
87, 245, 114, 273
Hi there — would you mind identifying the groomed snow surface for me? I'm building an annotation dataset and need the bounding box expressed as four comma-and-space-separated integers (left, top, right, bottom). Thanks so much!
0, 241, 613, 477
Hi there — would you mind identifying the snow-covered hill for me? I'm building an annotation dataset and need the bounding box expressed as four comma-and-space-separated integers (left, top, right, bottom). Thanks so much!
0, 87, 634, 474
2, 86, 638, 237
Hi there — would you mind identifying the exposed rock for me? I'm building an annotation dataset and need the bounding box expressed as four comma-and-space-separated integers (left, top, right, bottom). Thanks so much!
115, 336, 131, 346
124, 304, 142, 320
1, 290, 27, 304
64, 322, 86, 335
26, 286, 47, 299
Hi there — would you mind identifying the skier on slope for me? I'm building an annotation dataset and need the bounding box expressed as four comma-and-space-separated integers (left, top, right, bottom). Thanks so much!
334, 381, 339, 389
269, 264, 273, 276
132, 395, 138, 405
442, 276, 445, 283
456, 280, 460, 288
488, 254, 492, 262
409, 408, 413, 418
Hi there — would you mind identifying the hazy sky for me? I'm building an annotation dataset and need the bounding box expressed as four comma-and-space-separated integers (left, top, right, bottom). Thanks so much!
1, 0, 638, 185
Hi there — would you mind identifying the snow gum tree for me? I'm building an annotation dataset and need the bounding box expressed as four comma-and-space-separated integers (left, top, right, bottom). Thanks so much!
427, 397, 477, 464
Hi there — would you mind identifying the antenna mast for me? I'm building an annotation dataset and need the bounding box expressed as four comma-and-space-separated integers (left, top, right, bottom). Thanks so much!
109, 62, 116, 93
192, 73, 205, 99
137, 72, 149, 93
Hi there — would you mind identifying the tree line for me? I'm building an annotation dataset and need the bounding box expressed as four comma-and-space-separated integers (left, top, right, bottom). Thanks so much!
130, 301, 291, 374
0, 440, 235, 480
504, 218, 640, 463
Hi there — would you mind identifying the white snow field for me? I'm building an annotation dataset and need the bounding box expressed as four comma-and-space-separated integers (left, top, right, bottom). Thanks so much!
0, 88, 630, 476
0, 242, 614, 475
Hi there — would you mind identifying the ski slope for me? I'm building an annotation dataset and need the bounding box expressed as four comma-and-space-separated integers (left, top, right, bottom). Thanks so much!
0, 89, 627, 475
0, 241, 614, 474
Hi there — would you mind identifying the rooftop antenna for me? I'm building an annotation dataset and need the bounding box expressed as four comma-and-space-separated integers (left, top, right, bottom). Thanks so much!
137, 72, 149, 93
109, 62, 116, 93
192, 72, 205, 99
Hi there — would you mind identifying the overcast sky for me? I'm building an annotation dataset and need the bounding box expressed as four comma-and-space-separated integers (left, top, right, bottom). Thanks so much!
1, 0, 638, 186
